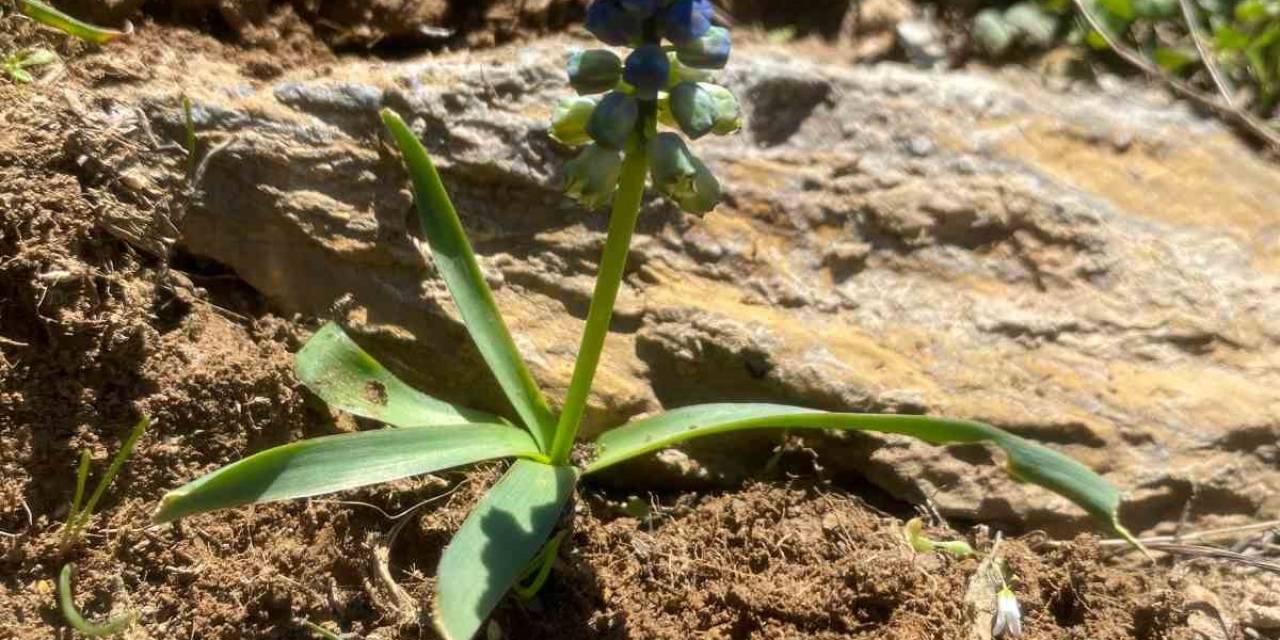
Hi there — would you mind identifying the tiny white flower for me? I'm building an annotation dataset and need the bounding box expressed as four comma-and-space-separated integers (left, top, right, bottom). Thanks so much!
992, 585, 1023, 638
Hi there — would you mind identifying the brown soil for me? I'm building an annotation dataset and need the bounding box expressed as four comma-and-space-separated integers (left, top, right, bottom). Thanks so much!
0, 5, 1275, 640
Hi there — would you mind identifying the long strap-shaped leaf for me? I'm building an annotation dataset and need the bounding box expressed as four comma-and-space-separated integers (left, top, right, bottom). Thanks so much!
296, 322, 504, 427
153, 424, 543, 523
434, 459, 577, 640
18, 0, 133, 44
381, 110, 556, 450
585, 403, 1139, 545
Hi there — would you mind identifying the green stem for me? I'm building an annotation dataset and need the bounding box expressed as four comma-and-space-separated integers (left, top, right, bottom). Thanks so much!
548, 138, 649, 465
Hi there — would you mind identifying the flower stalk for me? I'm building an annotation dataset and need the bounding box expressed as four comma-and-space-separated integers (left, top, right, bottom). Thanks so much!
549, 131, 650, 464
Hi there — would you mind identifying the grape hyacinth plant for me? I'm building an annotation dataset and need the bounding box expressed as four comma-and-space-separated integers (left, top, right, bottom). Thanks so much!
154, 3, 1140, 639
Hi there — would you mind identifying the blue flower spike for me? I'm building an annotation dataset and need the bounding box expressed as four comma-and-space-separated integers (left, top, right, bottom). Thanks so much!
568, 49, 623, 95
588, 91, 640, 150
624, 44, 670, 100
561, 0, 739, 214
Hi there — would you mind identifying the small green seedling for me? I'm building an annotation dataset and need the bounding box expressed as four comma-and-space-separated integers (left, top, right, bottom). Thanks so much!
2, 47, 55, 83
903, 517, 977, 558
300, 619, 352, 640
58, 563, 136, 637
14, 0, 132, 44
154, 4, 1139, 639
62, 416, 149, 547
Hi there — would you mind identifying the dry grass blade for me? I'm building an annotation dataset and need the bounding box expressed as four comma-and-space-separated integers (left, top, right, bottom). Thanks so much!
1071, 0, 1280, 151
1140, 542, 1280, 574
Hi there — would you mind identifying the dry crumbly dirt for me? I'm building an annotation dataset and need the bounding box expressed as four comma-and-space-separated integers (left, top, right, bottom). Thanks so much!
1, 5, 1277, 640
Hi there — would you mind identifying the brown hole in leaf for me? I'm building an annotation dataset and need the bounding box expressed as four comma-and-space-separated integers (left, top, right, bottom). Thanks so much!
364, 380, 389, 406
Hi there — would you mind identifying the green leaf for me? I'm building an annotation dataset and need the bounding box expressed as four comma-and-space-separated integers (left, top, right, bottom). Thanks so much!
154, 423, 542, 523
380, 109, 556, 451
15, 48, 57, 69
296, 322, 503, 427
59, 564, 135, 636
434, 459, 577, 640
1154, 46, 1200, 72
585, 403, 1139, 545
1235, 0, 1270, 22
1098, 0, 1135, 20
7, 67, 34, 84
18, 0, 132, 44
1215, 24, 1251, 52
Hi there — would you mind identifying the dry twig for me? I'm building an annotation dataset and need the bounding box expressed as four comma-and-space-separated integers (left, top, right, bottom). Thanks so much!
1072, 0, 1280, 150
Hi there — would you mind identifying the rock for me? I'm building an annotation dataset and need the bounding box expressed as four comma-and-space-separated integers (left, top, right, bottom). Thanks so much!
74, 37, 1280, 537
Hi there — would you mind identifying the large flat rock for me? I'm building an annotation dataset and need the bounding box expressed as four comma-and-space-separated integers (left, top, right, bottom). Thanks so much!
78, 35, 1279, 535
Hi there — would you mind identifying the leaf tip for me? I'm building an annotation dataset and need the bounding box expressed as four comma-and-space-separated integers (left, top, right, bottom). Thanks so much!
151, 490, 187, 524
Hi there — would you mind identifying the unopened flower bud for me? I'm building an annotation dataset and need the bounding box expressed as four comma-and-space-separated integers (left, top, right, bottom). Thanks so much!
670, 82, 741, 139
972, 9, 1013, 55
648, 132, 721, 214
564, 144, 623, 209
676, 26, 731, 69
624, 44, 670, 100
617, 0, 660, 16
550, 96, 598, 146
660, 0, 714, 46
568, 49, 622, 95
664, 51, 711, 89
586, 0, 645, 46
588, 91, 639, 150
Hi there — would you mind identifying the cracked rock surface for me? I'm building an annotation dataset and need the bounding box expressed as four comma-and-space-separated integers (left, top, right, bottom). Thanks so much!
78, 36, 1279, 535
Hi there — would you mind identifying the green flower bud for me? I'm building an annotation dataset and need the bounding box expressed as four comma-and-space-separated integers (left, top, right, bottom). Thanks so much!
675, 25, 731, 69
663, 51, 712, 89
588, 91, 639, 150
648, 132, 721, 214
564, 144, 623, 209
568, 49, 622, 95
1004, 2, 1057, 49
972, 9, 1013, 55
670, 82, 741, 139
550, 96, 598, 146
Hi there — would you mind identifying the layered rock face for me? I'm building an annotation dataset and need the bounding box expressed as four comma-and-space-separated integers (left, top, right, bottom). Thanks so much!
82, 37, 1278, 535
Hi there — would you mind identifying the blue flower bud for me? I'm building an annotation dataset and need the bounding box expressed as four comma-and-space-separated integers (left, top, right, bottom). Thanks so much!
676, 25, 731, 69
568, 49, 622, 95
550, 96, 598, 146
617, 0, 661, 17
648, 132, 721, 214
660, 0, 713, 46
564, 144, 623, 209
669, 82, 741, 139
586, 0, 645, 46
588, 91, 639, 150
624, 45, 670, 100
